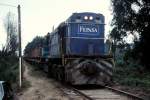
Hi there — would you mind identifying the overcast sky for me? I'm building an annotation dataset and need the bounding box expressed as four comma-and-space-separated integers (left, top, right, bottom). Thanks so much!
0, 0, 113, 50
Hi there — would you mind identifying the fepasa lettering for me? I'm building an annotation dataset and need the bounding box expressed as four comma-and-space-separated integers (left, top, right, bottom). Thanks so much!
79, 25, 98, 33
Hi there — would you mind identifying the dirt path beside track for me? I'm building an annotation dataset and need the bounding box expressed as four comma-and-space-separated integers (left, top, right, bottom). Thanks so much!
17, 62, 68, 100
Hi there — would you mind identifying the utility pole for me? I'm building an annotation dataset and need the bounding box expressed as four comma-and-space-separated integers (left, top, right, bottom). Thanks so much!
18, 5, 22, 87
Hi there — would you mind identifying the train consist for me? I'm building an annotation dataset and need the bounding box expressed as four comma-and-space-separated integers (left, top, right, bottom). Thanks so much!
25, 12, 114, 85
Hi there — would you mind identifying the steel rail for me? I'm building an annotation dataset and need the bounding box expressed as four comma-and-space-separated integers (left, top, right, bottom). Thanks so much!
64, 85, 145, 100
71, 87, 94, 100
104, 85, 145, 100
58, 85, 93, 100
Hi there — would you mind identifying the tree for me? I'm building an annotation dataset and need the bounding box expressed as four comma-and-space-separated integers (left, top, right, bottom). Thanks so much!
4, 12, 18, 55
110, 0, 150, 69
0, 12, 19, 84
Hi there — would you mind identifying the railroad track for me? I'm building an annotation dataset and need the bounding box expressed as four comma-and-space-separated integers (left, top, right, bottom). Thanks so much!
60, 85, 145, 100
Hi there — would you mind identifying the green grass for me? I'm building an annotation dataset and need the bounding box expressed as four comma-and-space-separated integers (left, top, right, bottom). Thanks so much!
113, 60, 150, 90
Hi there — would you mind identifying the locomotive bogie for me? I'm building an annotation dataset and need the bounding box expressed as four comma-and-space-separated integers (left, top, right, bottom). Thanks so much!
64, 58, 113, 85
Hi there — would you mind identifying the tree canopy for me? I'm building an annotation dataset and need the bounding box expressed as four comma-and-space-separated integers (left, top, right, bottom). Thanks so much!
110, 0, 150, 69
4, 12, 18, 54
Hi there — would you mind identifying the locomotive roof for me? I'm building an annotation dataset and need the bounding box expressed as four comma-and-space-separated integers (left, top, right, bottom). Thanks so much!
66, 12, 104, 23
69, 12, 104, 19
72, 12, 103, 16
49, 12, 104, 35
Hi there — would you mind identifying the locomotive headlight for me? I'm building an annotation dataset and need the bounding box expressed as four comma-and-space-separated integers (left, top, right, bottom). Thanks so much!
89, 16, 93, 20
84, 16, 88, 20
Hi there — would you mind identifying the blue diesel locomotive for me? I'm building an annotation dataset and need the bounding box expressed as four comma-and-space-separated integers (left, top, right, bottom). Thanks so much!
26, 12, 114, 85
45, 12, 114, 85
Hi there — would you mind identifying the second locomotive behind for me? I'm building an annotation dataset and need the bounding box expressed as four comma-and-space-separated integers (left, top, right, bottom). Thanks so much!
25, 12, 114, 85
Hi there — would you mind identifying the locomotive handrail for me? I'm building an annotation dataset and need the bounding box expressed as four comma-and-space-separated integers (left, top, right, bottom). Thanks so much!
65, 22, 105, 25
64, 37, 105, 40
63, 54, 113, 58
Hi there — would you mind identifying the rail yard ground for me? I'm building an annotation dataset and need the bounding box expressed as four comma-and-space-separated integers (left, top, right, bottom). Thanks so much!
17, 62, 69, 100
16, 61, 149, 100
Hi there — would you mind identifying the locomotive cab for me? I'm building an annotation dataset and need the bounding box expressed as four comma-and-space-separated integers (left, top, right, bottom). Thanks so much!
63, 13, 105, 57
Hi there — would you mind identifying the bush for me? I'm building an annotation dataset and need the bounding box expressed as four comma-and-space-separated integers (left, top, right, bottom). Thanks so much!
114, 59, 150, 89
0, 55, 19, 83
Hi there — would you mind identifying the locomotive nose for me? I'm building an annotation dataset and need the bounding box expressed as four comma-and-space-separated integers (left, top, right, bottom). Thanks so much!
79, 60, 100, 76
